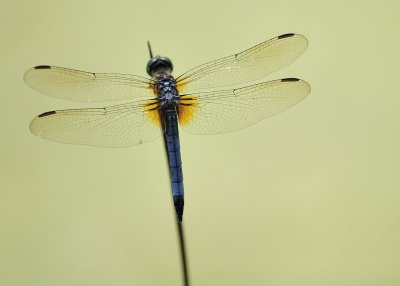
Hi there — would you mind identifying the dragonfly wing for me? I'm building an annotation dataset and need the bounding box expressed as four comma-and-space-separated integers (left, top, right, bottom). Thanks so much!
30, 100, 161, 147
178, 79, 310, 135
176, 33, 308, 92
24, 65, 155, 102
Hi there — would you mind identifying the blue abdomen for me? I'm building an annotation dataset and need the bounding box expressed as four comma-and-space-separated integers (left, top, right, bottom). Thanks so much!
161, 105, 184, 221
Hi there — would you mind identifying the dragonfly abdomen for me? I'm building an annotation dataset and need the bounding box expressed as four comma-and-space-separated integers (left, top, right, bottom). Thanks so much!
161, 106, 184, 221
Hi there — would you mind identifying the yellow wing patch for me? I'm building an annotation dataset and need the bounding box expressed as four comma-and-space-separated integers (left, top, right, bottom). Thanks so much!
178, 95, 198, 126
142, 99, 161, 127
177, 81, 188, 94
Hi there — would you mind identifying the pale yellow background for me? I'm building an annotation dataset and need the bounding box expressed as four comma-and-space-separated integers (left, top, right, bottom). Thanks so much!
1, 0, 399, 285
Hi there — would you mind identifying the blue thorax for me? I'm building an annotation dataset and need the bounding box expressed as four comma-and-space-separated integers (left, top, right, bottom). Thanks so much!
156, 75, 180, 107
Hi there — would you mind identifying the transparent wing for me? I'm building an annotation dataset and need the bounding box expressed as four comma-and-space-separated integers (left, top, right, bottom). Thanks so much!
176, 33, 308, 92
24, 65, 155, 102
30, 100, 162, 147
178, 79, 310, 134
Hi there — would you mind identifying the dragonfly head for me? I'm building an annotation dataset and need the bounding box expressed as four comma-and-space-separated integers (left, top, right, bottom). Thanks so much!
146, 41, 173, 77
146, 56, 173, 77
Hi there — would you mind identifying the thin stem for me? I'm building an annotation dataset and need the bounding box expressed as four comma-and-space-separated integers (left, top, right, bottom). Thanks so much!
177, 220, 190, 286
147, 41, 154, 58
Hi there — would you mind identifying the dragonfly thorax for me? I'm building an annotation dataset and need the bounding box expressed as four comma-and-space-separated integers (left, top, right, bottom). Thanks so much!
156, 75, 180, 106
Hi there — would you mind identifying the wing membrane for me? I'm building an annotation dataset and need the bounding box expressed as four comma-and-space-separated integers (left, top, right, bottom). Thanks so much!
24, 65, 155, 102
178, 79, 310, 134
30, 101, 161, 147
176, 34, 308, 92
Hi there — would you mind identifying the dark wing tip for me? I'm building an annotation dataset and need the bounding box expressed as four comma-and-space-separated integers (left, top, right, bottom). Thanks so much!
34, 65, 51, 70
38, 110, 56, 118
277, 33, 295, 39
281, 78, 300, 82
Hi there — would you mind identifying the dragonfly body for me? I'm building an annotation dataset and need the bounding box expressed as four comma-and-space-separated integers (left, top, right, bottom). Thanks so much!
25, 33, 311, 221
148, 59, 185, 221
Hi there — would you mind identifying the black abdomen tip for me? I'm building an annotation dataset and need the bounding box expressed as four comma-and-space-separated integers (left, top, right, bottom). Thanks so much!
34, 65, 51, 69
281, 78, 300, 82
278, 33, 295, 39
174, 196, 184, 222
38, 110, 56, 117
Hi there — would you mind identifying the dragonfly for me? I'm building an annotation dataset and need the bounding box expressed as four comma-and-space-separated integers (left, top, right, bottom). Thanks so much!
25, 33, 310, 222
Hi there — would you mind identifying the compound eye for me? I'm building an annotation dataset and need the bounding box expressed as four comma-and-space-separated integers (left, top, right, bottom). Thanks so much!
146, 56, 174, 76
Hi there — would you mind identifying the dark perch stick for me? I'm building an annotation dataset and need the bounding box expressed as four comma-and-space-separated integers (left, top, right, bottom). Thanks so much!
177, 220, 190, 286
